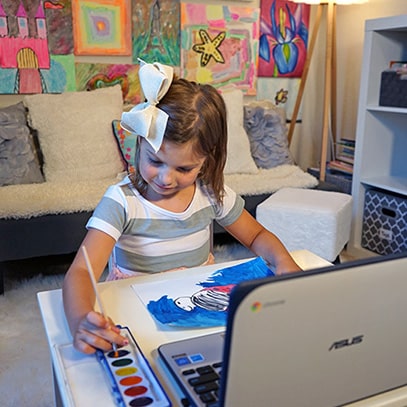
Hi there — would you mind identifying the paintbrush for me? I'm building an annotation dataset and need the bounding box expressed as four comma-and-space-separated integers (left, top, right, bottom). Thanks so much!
81, 245, 118, 356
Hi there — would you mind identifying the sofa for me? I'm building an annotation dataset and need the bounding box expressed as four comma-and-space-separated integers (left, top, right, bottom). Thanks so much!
0, 85, 318, 293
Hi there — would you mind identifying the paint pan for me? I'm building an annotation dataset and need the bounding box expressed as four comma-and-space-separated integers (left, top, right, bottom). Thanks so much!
96, 326, 171, 407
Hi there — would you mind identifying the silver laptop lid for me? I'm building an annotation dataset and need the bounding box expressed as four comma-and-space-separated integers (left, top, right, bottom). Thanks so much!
221, 252, 407, 407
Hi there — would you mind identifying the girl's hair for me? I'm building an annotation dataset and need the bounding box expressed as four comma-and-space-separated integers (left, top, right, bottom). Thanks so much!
131, 77, 228, 203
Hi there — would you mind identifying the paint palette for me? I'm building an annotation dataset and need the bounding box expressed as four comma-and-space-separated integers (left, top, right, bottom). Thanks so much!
96, 326, 171, 407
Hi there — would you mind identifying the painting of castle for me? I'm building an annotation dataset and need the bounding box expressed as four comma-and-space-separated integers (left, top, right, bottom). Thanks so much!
0, 0, 50, 93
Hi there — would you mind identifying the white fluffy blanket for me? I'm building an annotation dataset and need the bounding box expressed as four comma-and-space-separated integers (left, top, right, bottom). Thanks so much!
0, 177, 119, 219
0, 165, 318, 219
225, 164, 318, 196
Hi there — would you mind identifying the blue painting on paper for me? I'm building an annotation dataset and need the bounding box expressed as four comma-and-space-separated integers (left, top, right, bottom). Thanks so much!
147, 257, 274, 328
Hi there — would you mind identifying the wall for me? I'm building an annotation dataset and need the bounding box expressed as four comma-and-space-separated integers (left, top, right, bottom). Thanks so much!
292, 0, 407, 169
1, 0, 406, 170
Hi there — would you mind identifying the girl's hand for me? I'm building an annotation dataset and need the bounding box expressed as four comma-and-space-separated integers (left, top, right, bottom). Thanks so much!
72, 311, 128, 354
274, 257, 302, 275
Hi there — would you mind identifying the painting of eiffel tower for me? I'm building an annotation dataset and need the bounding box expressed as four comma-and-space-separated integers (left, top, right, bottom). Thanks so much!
132, 0, 180, 65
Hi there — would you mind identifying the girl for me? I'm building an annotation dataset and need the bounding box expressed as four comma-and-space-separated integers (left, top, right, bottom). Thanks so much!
63, 61, 301, 354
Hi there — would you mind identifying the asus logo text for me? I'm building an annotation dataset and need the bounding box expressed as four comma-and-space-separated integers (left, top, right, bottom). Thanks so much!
329, 335, 364, 351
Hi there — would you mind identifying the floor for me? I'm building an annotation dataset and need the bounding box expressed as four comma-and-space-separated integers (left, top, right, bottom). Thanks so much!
339, 248, 359, 263
2, 252, 75, 292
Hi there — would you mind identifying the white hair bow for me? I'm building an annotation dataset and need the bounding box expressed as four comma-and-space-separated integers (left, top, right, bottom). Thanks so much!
121, 59, 174, 152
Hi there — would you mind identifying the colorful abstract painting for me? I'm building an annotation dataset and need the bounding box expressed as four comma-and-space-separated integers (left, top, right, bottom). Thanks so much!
44, 0, 74, 55
132, 258, 274, 328
75, 62, 142, 105
259, 0, 310, 78
132, 0, 180, 65
72, 0, 131, 56
181, 3, 259, 95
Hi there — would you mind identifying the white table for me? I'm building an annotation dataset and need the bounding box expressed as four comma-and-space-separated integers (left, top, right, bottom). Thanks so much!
51, 249, 407, 407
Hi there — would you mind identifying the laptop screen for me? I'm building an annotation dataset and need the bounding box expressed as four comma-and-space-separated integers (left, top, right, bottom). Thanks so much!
221, 251, 407, 406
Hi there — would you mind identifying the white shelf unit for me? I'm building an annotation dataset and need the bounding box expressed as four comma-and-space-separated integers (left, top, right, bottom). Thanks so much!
348, 14, 407, 258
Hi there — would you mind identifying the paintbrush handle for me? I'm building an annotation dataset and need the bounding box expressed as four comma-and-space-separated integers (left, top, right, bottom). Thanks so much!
81, 245, 107, 317
81, 245, 118, 353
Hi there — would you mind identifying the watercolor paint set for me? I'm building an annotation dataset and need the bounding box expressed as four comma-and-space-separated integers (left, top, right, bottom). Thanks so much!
96, 326, 171, 407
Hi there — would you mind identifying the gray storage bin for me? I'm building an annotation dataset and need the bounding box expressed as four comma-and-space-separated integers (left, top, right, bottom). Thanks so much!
362, 188, 407, 255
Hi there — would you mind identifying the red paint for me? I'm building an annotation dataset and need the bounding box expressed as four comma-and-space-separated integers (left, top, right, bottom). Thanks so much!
124, 386, 148, 397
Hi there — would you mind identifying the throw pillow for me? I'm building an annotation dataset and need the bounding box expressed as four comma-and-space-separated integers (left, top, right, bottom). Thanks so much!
243, 100, 294, 169
112, 119, 136, 174
0, 102, 44, 186
221, 89, 258, 174
23, 85, 125, 182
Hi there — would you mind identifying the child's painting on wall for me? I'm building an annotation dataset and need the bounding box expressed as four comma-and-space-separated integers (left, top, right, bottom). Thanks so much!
44, 0, 74, 55
259, 0, 310, 78
257, 76, 302, 121
132, 0, 180, 66
0, 0, 75, 94
180, 3, 260, 95
75, 62, 142, 105
72, 0, 131, 56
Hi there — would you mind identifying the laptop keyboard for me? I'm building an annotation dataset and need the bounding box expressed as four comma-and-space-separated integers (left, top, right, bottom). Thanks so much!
182, 361, 223, 407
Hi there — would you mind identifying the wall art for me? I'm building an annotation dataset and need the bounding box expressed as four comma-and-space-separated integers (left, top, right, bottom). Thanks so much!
75, 62, 142, 105
0, 0, 75, 94
44, 0, 74, 55
259, 0, 310, 78
180, 3, 259, 95
72, 0, 131, 56
132, 0, 180, 65
257, 77, 301, 121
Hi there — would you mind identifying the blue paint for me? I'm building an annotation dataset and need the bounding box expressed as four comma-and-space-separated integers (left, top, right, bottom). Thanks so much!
147, 257, 274, 327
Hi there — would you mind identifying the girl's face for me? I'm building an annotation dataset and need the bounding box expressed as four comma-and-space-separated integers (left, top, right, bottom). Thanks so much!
138, 138, 205, 199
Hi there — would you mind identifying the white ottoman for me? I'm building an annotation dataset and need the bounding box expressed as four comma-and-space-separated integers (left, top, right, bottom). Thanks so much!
256, 187, 353, 262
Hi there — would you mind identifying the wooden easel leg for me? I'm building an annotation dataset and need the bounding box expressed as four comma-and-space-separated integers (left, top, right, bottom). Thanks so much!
319, 1, 335, 182
287, 4, 323, 146
331, 3, 337, 157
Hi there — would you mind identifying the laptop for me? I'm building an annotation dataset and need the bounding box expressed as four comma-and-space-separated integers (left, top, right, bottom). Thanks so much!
158, 251, 407, 407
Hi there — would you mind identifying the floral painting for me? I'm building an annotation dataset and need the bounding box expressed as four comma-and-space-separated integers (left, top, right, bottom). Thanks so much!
257, 77, 301, 121
259, 0, 310, 78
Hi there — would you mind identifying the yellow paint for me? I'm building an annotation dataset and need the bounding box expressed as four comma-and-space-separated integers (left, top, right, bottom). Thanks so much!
115, 367, 138, 376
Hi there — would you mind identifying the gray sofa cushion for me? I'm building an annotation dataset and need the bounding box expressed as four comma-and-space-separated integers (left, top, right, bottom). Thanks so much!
0, 102, 44, 186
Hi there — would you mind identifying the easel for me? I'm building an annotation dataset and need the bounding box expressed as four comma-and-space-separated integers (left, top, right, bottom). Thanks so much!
287, 2, 337, 182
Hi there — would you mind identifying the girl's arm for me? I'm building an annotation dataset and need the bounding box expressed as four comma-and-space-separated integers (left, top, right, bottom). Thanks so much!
224, 209, 302, 275
62, 228, 128, 354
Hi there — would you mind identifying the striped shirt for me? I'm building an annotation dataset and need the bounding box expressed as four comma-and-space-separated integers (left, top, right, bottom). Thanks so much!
87, 177, 244, 275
